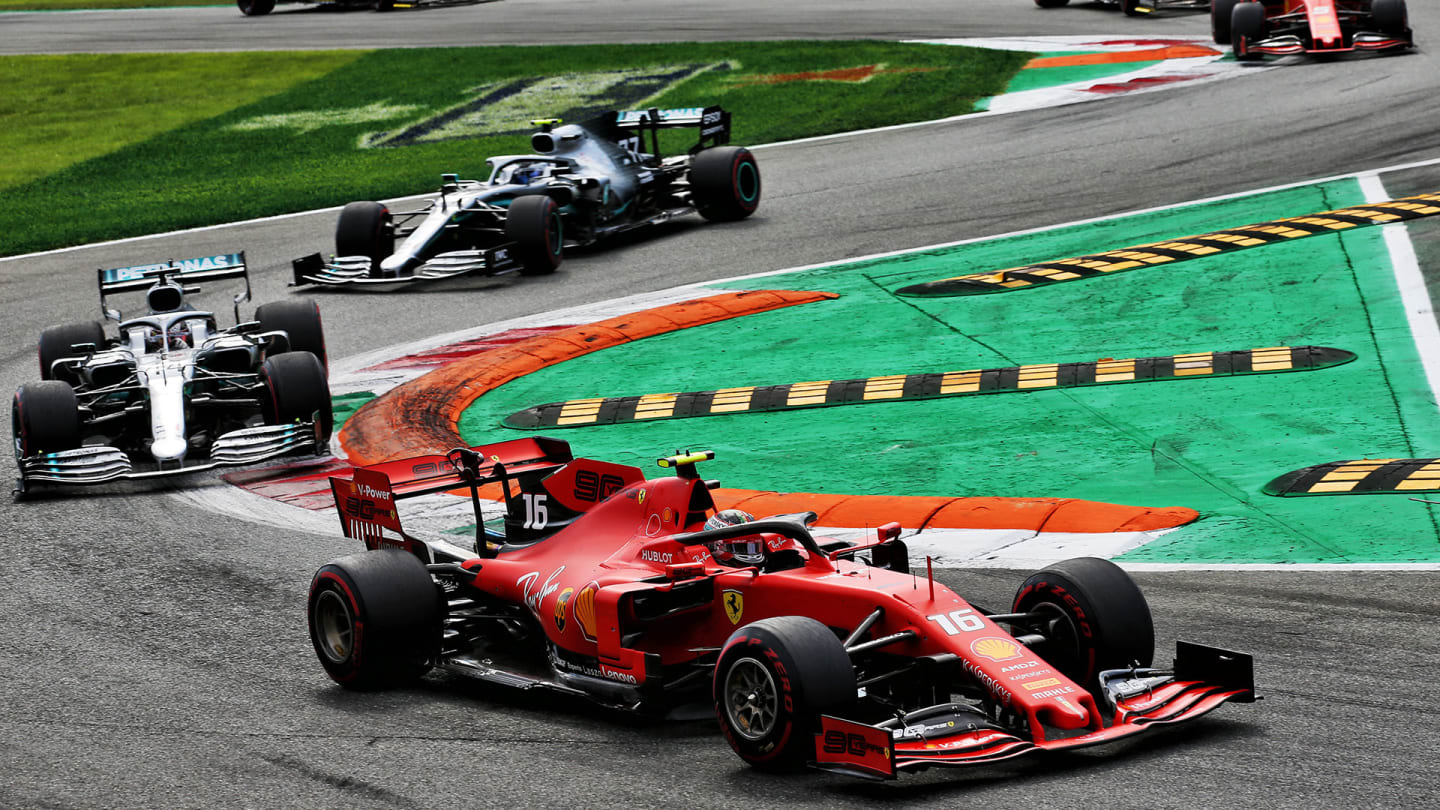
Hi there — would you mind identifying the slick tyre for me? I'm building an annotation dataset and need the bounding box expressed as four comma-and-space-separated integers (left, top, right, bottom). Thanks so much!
714, 616, 855, 771
335, 201, 394, 276
1122, 0, 1144, 16
255, 298, 328, 370
1012, 557, 1154, 691
690, 146, 761, 222
505, 195, 564, 276
1211, 0, 1239, 43
38, 321, 105, 383
308, 550, 442, 689
261, 351, 333, 444
1371, 0, 1407, 36
237, 0, 275, 14
1232, 1, 1268, 61
13, 381, 81, 459
1034, 0, 1069, 6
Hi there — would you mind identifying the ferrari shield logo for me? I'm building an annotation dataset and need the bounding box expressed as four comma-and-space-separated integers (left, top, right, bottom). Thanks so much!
722, 589, 744, 625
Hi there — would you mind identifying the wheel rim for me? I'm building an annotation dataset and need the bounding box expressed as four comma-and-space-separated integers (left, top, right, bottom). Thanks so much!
1028, 601, 1084, 675
548, 212, 563, 256
735, 160, 759, 204
315, 589, 356, 664
722, 657, 779, 741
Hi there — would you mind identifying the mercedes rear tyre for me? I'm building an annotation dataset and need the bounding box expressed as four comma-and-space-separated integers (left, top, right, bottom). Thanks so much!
308, 550, 443, 689
13, 382, 81, 459
505, 195, 564, 276
1371, 0, 1408, 36
335, 201, 394, 277
1034, 0, 1070, 6
255, 299, 328, 371
261, 351, 333, 444
1232, 1, 1268, 61
237, 0, 275, 14
1011, 557, 1155, 692
690, 146, 761, 222
713, 616, 855, 771
38, 321, 105, 384
1211, 0, 1239, 43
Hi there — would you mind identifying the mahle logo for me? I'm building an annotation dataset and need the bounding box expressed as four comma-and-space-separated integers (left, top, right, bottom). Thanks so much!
363, 63, 730, 149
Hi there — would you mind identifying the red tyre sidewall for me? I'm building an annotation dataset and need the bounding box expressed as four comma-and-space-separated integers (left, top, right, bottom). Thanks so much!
714, 631, 799, 766
729, 150, 760, 215
309, 569, 366, 684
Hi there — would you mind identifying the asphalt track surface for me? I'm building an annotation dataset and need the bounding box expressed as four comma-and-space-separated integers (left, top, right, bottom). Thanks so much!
3, 1, 1440, 807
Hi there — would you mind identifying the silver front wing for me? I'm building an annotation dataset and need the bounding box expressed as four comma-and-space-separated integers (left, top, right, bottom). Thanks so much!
292, 246, 520, 289
16, 422, 324, 489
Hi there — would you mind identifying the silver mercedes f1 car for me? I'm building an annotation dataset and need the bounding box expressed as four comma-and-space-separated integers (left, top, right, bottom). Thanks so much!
12, 253, 332, 494
291, 106, 761, 289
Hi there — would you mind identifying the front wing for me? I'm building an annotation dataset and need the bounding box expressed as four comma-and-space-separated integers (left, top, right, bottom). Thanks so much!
291, 245, 521, 289
16, 422, 325, 490
814, 642, 1255, 779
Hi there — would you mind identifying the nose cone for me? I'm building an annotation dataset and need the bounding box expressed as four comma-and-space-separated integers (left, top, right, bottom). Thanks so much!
151, 436, 188, 462
1038, 695, 1092, 731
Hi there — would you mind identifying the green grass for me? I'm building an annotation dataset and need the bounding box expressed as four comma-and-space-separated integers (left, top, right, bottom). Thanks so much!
2, 41, 1030, 257
0, 52, 363, 190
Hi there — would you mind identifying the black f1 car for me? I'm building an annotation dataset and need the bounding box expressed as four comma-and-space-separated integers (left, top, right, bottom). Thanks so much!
292, 106, 761, 288
306, 440, 1255, 779
12, 253, 332, 493
1212, 0, 1413, 59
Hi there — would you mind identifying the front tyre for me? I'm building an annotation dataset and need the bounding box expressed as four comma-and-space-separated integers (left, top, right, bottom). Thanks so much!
335, 201, 394, 276
1121, 0, 1145, 16
1033, 0, 1069, 6
505, 195, 564, 276
237, 0, 275, 13
261, 351, 333, 445
13, 382, 81, 460
307, 550, 442, 689
1232, 1, 1268, 61
1371, 0, 1408, 36
690, 146, 761, 222
1011, 557, 1154, 691
713, 616, 855, 771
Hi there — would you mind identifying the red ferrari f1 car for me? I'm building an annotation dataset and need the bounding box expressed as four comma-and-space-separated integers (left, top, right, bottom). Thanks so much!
307, 439, 1254, 778
1211, 0, 1413, 60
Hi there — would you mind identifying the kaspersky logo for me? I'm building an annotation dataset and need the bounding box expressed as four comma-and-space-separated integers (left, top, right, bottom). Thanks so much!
361, 63, 731, 149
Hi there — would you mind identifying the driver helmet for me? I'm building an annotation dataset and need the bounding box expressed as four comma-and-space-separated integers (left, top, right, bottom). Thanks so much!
513, 166, 540, 185
703, 509, 763, 567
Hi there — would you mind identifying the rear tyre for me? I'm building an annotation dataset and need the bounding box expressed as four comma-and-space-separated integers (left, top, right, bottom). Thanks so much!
39, 321, 105, 383
1211, 0, 1239, 43
335, 201, 394, 276
504, 195, 564, 276
237, 0, 275, 14
1232, 1, 1268, 61
1034, 0, 1069, 6
1122, 0, 1145, 16
255, 299, 327, 370
1011, 557, 1154, 692
307, 550, 442, 689
713, 616, 855, 771
261, 351, 333, 444
1371, 0, 1408, 36
13, 382, 81, 459
690, 146, 761, 222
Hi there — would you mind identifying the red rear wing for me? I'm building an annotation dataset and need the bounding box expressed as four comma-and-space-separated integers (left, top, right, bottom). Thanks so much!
328, 437, 574, 499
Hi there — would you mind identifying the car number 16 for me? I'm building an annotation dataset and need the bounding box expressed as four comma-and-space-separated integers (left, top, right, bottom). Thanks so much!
927, 608, 984, 635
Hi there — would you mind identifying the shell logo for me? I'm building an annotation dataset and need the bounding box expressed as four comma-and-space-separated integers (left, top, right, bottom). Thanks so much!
553, 587, 573, 632
971, 636, 1023, 662
574, 582, 599, 640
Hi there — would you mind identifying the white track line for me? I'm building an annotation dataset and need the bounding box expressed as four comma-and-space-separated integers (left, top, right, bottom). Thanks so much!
1358, 172, 1440, 411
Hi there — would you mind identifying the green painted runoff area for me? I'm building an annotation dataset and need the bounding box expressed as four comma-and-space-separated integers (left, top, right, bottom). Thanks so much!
458, 180, 1440, 564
